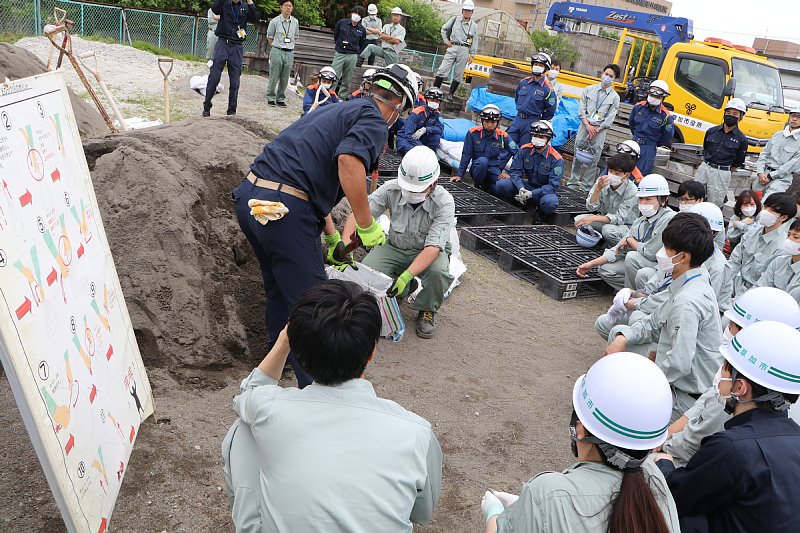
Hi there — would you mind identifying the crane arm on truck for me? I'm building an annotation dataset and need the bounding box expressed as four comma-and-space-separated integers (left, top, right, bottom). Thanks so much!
546, 1, 693, 71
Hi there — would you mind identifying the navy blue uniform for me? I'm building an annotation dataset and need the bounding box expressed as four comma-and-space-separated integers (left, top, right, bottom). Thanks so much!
661, 409, 800, 532
396, 104, 444, 155
703, 124, 748, 168
234, 98, 388, 387
458, 126, 515, 193
302, 83, 340, 115
629, 100, 674, 175
496, 144, 563, 214
507, 76, 556, 147
333, 18, 367, 54
204, 0, 259, 116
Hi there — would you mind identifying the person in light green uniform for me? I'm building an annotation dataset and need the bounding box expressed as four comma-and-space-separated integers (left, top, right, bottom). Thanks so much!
342, 146, 455, 339
358, 7, 405, 67
265, 0, 300, 107
362, 4, 382, 65
752, 107, 800, 198
757, 218, 800, 302
206, 8, 220, 61
433, 0, 478, 98
606, 213, 722, 422
480, 352, 680, 532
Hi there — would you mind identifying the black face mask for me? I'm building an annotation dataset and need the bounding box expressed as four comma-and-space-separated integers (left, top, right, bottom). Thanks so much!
569, 411, 579, 457
723, 115, 739, 127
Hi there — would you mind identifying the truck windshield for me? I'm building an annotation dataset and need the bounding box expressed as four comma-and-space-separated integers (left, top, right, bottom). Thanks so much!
732, 58, 784, 109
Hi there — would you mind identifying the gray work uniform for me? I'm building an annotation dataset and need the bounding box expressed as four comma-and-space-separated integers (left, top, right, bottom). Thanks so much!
585, 177, 639, 246
757, 254, 800, 303
360, 23, 406, 65
752, 128, 800, 198
362, 180, 455, 312
662, 387, 729, 467
568, 84, 620, 192
551, 79, 563, 110
266, 14, 300, 104
494, 461, 680, 532
435, 16, 478, 83
598, 207, 675, 291
611, 268, 722, 422
223, 368, 443, 532
206, 9, 219, 60
363, 14, 382, 43
726, 214, 756, 246
724, 223, 786, 298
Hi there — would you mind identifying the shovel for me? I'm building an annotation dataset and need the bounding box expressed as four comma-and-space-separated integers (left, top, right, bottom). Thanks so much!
78, 51, 128, 132
158, 58, 174, 123
45, 8, 68, 70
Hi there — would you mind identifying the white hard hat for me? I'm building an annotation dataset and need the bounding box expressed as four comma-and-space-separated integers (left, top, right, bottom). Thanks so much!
374, 63, 419, 111
391, 7, 403, 15
363, 68, 377, 80
462, 0, 475, 10
790, 107, 800, 115
721, 321, 800, 394
649, 80, 670, 96
637, 173, 670, 197
724, 287, 800, 329
725, 98, 747, 114
573, 352, 672, 450
689, 202, 724, 233
480, 104, 502, 120
398, 146, 440, 193
319, 66, 338, 80
367, 3, 378, 14
530, 120, 554, 137
576, 225, 602, 248
617, 139, 641, 157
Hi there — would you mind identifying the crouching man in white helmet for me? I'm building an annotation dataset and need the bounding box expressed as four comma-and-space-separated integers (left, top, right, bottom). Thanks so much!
656, 321, 800, 531
342, 146, 455, 338
480, 353, 680, 532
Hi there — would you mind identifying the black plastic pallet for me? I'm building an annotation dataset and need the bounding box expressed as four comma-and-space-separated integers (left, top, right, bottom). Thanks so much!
543, 187, 590, 226
459, 225, 609, 300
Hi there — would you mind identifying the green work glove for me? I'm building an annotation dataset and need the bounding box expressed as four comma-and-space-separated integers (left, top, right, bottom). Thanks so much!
356, 217, 386, 247
387, 270, 414, 298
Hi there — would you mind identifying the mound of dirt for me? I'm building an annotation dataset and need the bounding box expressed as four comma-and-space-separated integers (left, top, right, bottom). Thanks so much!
0, 42, 107, 138
84, 116, 273, 371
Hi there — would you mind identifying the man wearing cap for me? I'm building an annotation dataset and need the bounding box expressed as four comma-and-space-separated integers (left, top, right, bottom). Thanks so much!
332, 6, 368, 95
507, 52, 557, 147
433, 0, 478, 99
232, 64, 418, 387
358, 7, 406, 67
453, 104, 515, 194
362, 4, 382, 66
342, 146, 455, 339
694, 98, 748, 206
752, 107, 800, 199
203, 0, 260, 117
265, 0, 300, 107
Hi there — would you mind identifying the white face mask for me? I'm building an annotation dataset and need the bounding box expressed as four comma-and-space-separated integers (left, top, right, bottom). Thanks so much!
547, 69, 559, 80
721, 325, 734, 346
320, 82, 332, 90
757, 210, 779, 227
713, 365, 734, 405
530, 136, 547, 148
531, 65, 545, 75
679, 202, 694, 212
608, 172, 625, 187
351, 14, 361, 23
601, 74, 614, 87
638, 203, 658, 218
782, 238, 800, 256
427, 101, 440, 110
401, 188, 428, 204
647, 95, 662, 107
741, 206, 757, 217
655, 246, 681, 278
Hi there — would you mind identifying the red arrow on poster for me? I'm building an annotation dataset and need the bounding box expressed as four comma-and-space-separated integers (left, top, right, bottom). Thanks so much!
65, 434, 75, 454
1, 180, 10, 200
46, 268, 57, 286
97, 517, 107, 533
106, 345, 113, 361
15, 297, 31, 320
19, 189, 32, 207
89, 384, 97, 403
129, 426, 135, 443
77, 244, 85, 258
51, 169, 61, 182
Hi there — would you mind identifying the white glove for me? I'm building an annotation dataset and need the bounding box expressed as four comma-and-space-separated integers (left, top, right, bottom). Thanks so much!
574, 214, 589, 225
612, 288, 632, 309
514, 187, 533, 205
490, 490, 519, 507
412, 127, 427, 140
606, 288, 633, 324
481, 491, 504, 524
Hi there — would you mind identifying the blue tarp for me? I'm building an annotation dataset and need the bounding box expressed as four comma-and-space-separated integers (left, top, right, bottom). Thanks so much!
442, 118, 477, 142
466, 86, 518, 120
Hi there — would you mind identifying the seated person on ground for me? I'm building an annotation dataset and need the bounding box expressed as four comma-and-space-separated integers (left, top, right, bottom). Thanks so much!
453, 104, 515, 194
601, 140, 644, 183
576, 174, 675, 291
757, 218, 800, 302
495, 120, 562, 217
396, 87, 444, 155
576, 153, 640, 248
605, 213, 722, 423
481, 352, 680, 532
726, 190, 761, 249
303, 66, 340, 114
341, 146, 455, 340
724, 192, 797, 298
221, 279, 443, 532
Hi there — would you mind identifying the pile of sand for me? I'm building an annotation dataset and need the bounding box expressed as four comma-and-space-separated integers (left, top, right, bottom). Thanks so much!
0, 43, 107, 138
84, 117, 273, 371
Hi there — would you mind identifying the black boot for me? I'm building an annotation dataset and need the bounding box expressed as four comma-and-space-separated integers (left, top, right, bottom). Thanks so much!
356, 56, 364, 68
449, 80, 460, 98
433, 76, 444, 88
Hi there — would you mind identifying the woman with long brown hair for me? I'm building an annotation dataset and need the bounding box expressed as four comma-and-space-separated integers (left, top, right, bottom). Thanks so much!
481, 353, 679, 532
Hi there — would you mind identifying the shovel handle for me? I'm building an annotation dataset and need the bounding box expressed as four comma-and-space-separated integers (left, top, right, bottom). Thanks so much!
53, 7, 67, 25
77, 51, 100, 79
342, 233, 362, 255
157, 57, 174, 78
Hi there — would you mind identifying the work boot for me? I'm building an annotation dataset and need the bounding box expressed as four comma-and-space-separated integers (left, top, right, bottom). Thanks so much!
267, 100, 276, 106
433, 76, 444, 89
356, 56, 364, 68
448, 81, 460, 98
202, 110, 210, 117
416, 311, 436, 339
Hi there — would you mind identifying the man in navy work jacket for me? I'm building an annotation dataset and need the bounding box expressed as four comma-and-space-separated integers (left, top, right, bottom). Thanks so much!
331, 6, 368, 96
628, 79, 674, 175
232, 64, 418, 388
453, 104, 515, 194
397, 87, 444, 155
507, 52, 556, 147
203, 0, 259, 117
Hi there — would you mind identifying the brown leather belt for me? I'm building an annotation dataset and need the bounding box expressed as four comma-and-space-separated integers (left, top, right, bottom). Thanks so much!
246, 172, 309, 201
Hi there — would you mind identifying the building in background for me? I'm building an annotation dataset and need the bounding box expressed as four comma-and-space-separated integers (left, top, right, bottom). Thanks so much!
753, 38, 800, 108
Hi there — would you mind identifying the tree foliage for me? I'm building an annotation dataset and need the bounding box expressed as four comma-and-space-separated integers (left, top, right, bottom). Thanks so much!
376, 0, 443, 47
528, 30, 580, 67
628, 40, 662, 79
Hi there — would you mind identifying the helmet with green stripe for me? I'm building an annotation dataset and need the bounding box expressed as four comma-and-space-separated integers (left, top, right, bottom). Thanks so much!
636, 173, 670, 198
723, 286, 800, 330
397, 146, 440, 192
722, 321, 800, 396
572, 352, 672, 450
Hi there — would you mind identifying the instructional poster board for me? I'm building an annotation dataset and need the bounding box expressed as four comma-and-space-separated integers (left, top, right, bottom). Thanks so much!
0, 71, 154, 532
